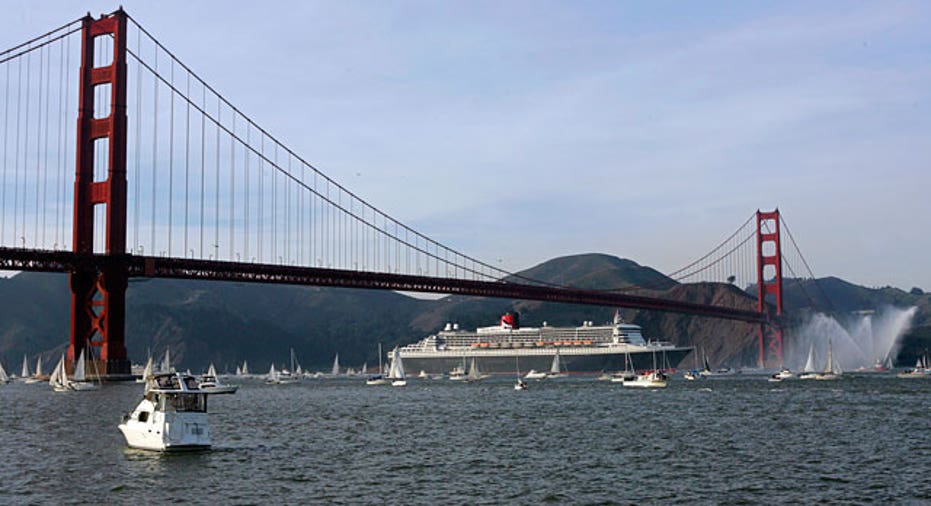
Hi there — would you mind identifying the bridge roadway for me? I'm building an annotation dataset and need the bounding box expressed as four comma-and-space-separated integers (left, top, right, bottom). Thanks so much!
0, 247, 766, 323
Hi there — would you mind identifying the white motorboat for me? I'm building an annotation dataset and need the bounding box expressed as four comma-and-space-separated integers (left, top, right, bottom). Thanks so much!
199, 364, 238, 394
545, 350, 568, 379
118, 372, 212, 451
524, 369, 547, 380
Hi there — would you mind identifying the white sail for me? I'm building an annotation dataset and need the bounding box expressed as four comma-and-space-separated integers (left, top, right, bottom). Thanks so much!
387, 348, 405, 380
142, 356, 154, 379
825, 341, 841, 375
0, 362, 9, 383
49, 355, 66, 389
207, 363, 217, 378
21, 356, 29, 378
74, 350, 87, 382
161, 348, 172, 373
235, 365, 242, 376
467, 358, 481, 380
550, 350, 562, 374
331, 354, 340, 375
35, 356, 43, 377
361, 362, 367, 375
268, 364, 279, 382
803, 343, 816, 373
242, 360, 249, 375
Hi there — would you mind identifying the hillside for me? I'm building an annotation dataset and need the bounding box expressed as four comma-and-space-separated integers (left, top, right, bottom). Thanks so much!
0, 253, 926, 371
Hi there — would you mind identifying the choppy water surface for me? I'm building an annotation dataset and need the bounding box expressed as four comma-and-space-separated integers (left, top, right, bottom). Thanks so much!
1, 374, 930, 504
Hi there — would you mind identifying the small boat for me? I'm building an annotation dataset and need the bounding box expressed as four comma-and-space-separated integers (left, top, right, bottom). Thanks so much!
49, 355, 71, 392
118, 372, 213, 452
449, 358, 468, 381
797, 343, 820, 380
0, 361, 9, 385
25, 355, 44, 384
331, 353, 341, 376
610, 351, 637, 384
266, 364, 281, 384
19, 355, 29, 381
387, 347, 407, 387
68, 349, 99, 391
465, 358, 483, 383
684, 370, 698, 381
623, 370, 668, 388
514, 358, 528, 390
366, 343, 389, 385
813, 341, 841, 380
417, 370, 429, 379
623, 350, 668, 388
199, 363, 238, 394
160, 347, 174, 374
240, 360, 250, 376
769, 366, 794, 381
545, 349, 568, 379
897, 355, 929, 378
136, 356, 154, 384
524, 369, 547, 380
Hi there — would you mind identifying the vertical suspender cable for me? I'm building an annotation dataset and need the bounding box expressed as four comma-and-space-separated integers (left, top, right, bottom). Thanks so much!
184, 71, 190, 257
168, 59, 174, 256
41, 44, 51, 248
1, 60, 9, 244
214, 95, 220, 260
133, 28, 142, 254
150, 47, 158, 255
199, 82, 205, 259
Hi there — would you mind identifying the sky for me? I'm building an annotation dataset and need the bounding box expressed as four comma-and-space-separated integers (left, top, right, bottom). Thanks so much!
1, 1, 929, 290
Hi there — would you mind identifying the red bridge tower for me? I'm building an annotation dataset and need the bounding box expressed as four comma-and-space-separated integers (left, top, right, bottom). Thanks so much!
69, 10, 130, 377
756, 209, 784, 367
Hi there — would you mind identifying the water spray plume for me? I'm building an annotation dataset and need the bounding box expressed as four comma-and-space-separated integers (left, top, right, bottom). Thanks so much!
788, 307, 917, 371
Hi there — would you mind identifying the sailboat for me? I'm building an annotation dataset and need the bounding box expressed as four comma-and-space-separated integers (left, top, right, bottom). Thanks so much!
241, 360, 250, 376
387, 347, 407, 387
623, 349, 668, 388
465, 358, 483, 383
20, 355, 29, 380
160, 347, 174, 374
266, 363, 281, 384
30, 355, 44, 383
545, 349, 568, 379
199, 363, 238, 394
449, 357, 468, 381
366, 343, 389, 385
331, 353, 341, 376
898, 355, 929, 378
49, 354, 71, 392
0, 361, 9, 385
137, 356, 154, 384
610, 351, 637, 383
814, 340, 841, 380
514, 357, 528, 390
798, 343, 819, 380
69, 348, 98, 391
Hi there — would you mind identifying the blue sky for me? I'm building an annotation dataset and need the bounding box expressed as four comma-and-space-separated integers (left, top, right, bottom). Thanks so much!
3, 1, 930, 290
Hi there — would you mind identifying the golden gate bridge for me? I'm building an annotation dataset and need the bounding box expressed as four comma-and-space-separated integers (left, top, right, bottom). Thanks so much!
0, 9, 827, 377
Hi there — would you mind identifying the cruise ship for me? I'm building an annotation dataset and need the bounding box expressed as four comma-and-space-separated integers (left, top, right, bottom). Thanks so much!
397, 312, 692, 375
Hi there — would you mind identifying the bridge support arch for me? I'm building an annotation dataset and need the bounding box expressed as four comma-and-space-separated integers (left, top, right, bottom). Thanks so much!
69, 10, 130, 378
